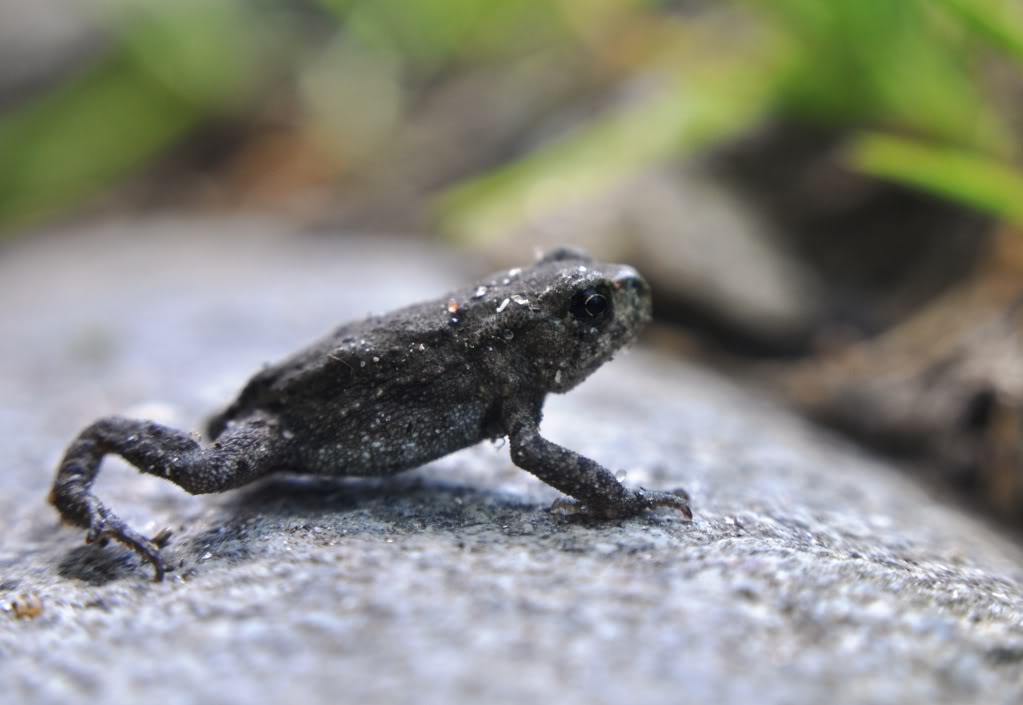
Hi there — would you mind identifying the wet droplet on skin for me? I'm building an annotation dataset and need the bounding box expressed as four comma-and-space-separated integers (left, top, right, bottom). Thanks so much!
615, 470, 628, 481
503, 329, 515, 340
372, 356, 380, 363
360, 361, 366, 367
508, 267, 522, 277
511, 295, 529, 306
419, 344, 426, 351
501, 278, 511, 285
447, 298, 459, 314
473, 286, 488, 299
496, 298, 510, 313
578, 266, 587, 272
554, 369, 562, 385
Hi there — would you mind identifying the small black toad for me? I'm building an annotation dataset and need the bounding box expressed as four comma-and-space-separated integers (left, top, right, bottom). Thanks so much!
49, 247, 691, 580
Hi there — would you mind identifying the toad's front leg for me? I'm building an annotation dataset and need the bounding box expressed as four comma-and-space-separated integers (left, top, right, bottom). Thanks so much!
49, 412, 288, 580
502, 403, 692, 520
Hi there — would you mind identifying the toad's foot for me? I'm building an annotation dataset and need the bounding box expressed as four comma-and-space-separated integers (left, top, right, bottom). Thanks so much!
84, 510, 169, 582
551, 488, 693, 521
50, 414, 287, 580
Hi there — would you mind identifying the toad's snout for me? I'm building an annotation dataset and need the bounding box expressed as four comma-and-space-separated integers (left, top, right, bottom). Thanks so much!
612, 266, 649, 297
612, 265, 652, 324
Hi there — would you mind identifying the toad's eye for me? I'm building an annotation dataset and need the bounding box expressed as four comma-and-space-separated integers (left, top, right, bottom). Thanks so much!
569, 286, 611, 320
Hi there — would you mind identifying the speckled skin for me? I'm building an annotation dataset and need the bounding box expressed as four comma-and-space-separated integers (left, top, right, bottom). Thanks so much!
49, 247, 691, 580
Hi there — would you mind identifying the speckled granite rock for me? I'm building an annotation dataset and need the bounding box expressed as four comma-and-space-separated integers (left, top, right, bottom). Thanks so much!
3, 217, 1023, 705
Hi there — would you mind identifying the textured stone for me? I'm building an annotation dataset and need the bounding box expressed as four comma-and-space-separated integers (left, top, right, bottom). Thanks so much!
3, 217, 1023, 705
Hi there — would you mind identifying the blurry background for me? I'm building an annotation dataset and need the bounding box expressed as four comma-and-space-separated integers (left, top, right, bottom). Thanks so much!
6, 0, 1023, 523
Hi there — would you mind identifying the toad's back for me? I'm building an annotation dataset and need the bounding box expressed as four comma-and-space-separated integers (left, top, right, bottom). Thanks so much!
206, 299, 503, 476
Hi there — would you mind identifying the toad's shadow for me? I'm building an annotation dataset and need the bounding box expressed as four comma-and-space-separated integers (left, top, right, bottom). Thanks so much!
57, 473, 538, 584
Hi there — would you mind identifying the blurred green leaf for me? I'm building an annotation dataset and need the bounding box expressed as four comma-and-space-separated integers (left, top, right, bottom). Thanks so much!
848, 132, 1023, 224
757, 0, 1011, 153
440, 0, 1023, 243
439, 61, 776, 244
338, 0, 570, 71
939, 0, 1023, 62
0, 0, 274, 230
0, 55, 200, 228
115, 0, 267, 106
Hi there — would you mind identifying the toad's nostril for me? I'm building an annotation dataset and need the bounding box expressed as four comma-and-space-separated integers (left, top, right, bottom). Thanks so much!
612, 267, 649, 297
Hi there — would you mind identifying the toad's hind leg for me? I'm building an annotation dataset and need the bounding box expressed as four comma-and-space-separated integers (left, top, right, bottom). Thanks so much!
49, 412, 287, 580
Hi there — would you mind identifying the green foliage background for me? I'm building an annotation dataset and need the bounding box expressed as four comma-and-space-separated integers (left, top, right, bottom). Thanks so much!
2, 0, 1023, 231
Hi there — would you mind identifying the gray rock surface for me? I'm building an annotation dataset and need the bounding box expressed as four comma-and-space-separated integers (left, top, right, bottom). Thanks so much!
3, 217, 1023, 705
